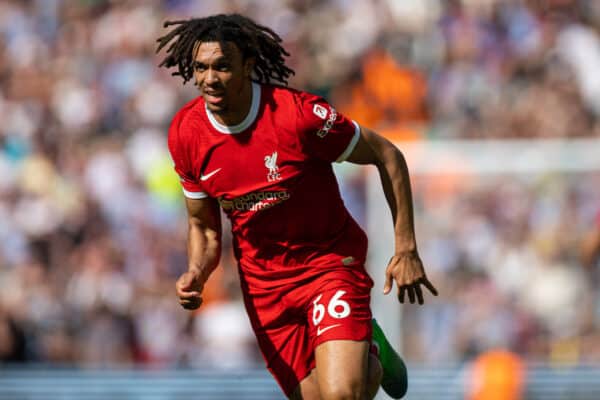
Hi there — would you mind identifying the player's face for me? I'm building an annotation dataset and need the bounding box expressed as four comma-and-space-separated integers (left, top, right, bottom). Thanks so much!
193, 41, 253, 117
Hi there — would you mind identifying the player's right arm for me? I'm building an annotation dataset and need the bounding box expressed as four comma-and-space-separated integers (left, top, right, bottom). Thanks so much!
176, 196, 222, 310
167, 104, 222, 310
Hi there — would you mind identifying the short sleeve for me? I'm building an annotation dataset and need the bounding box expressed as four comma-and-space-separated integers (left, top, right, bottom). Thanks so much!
296, 93, 360, 163
167, 110, 208, 199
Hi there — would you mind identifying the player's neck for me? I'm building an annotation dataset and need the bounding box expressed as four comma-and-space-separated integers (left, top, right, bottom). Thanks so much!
211, 80, 254, 127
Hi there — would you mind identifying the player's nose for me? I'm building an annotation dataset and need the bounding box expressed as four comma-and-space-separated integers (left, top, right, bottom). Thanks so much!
205, 68, 219, 85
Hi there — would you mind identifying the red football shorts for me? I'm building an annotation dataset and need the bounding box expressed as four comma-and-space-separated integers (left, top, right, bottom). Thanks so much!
241, 267, 374, 397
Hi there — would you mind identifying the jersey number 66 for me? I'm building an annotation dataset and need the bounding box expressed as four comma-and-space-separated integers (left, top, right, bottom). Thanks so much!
312, 290, 351, 326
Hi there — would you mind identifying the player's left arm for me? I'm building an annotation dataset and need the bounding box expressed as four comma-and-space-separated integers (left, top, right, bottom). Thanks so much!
346, 126, 438, 305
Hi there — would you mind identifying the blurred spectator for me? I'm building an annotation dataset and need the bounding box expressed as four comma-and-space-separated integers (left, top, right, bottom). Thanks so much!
581, 210, 600, 270
466, 349, 526, 400
0, 308, 26, 362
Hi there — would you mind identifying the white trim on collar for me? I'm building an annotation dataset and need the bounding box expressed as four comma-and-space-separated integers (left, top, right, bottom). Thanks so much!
205, 82, 261, 134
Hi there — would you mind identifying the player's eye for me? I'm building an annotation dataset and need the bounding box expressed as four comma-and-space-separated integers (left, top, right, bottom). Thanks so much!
215, 63, 230, 72
193, 62, 207, 72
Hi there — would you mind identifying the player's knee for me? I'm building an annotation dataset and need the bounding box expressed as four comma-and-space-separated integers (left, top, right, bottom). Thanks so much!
368, 353, 383, 384
366, 354, 383, 397
319, 379, 365, 400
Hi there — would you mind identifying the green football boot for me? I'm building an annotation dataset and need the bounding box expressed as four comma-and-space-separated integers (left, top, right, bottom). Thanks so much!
371, 318, 408, 399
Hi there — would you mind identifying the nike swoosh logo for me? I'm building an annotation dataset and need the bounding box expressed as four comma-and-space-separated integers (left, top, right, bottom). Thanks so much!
200, 168, 222, 181
316, 324, 342, 336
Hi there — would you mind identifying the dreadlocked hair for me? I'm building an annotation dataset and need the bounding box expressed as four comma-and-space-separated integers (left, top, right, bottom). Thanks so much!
156, 14, 295, 86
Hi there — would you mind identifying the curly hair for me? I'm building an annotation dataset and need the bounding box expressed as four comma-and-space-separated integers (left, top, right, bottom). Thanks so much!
156, 13, 295, 85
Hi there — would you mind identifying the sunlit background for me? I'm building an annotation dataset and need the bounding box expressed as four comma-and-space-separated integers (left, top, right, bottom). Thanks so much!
1, 0, 600, 399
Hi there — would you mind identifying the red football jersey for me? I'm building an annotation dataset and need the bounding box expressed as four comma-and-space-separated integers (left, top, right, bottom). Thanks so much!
168, 83, 370, 291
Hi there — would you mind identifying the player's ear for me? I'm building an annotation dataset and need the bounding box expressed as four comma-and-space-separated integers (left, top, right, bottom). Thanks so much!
243, 57, 255, 78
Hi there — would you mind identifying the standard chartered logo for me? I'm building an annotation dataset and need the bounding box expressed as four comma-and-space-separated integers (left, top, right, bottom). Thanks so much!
219, 190, 290, 212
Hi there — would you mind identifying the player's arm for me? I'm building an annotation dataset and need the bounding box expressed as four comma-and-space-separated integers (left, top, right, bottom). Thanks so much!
176, 196, 222, 310
346, 126, 438, 304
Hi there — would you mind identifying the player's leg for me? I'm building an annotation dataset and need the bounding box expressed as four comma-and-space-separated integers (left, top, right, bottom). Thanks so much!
314, 339, 381, 400
297, 268, 376, 399
315, 340, 368, 399
290, 349, 382, 400
366, 352, 384, 398
289, 369, 320, 400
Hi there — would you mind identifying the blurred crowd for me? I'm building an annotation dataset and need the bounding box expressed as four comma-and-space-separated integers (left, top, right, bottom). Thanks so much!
1, 0, 600, 370
405, 172, 600, 365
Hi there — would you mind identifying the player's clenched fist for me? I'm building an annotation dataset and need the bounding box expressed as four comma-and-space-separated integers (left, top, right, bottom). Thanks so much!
176, 269, 205, 310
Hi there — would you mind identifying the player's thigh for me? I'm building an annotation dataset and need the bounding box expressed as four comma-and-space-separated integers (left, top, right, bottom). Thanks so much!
314, 339, 370, 399
289, 369, 320, 400
289, 351, 381, 400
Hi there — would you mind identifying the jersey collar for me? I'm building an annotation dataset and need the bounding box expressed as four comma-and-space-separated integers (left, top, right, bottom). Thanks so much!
205, 82, 260, 134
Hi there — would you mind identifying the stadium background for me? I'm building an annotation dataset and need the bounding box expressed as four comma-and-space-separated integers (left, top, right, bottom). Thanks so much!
1, 0, 600, 399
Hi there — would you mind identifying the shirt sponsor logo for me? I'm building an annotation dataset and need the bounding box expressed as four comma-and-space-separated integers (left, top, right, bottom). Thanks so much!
316, 107, 337, 138
219, 190, 290, 212
264, 151, 282, 182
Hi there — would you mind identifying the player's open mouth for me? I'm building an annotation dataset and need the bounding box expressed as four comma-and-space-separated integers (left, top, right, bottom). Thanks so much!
204, 90, 225, 104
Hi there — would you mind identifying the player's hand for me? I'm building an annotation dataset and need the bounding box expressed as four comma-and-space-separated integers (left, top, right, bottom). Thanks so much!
176, 269, 205, 310
383, 250, 438, 304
